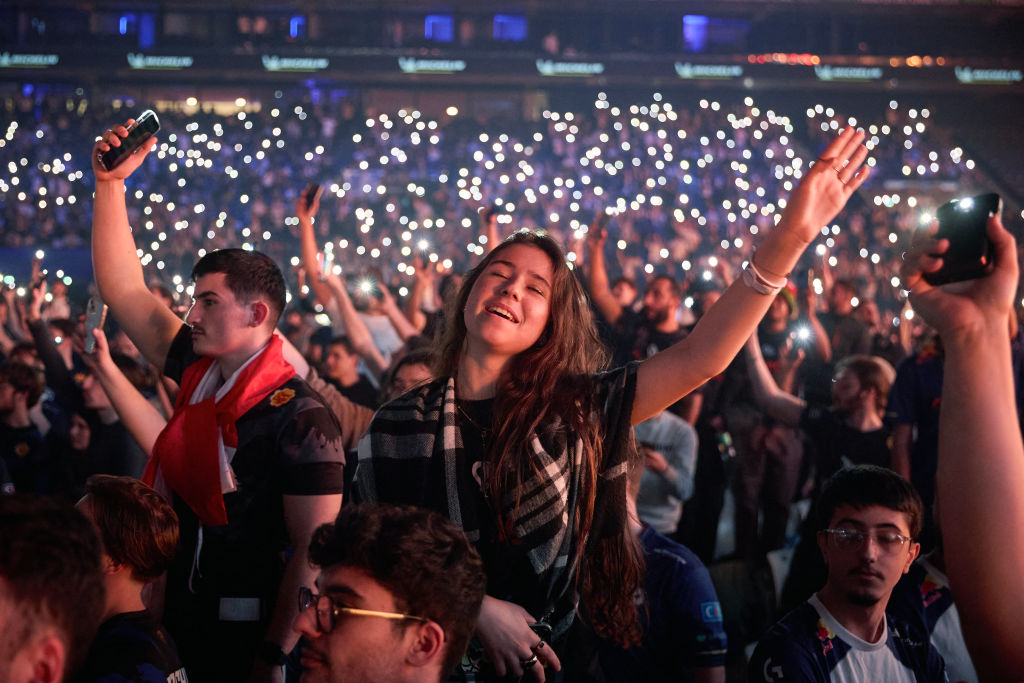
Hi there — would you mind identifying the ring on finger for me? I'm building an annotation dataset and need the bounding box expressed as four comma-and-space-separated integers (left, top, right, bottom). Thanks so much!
520, 654, 540, 667
532, 639, 545, 651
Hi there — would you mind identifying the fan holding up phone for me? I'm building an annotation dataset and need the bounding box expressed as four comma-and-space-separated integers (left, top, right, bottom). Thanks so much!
922, 192, 1001, 286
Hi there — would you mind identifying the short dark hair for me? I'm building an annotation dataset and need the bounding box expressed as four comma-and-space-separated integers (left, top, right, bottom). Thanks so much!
818, 465, 924, 539
611, 276, 637, 291
650, 275, 682, 300
309, 504, 486, 679
382, 347, 435, 399
48, 318, 76, 339
83, 475, 180, 582
191, 248, 287, 325
835, 355, 895, 414
328, 335, 357, 355
0, 359, 45, 406
0, 494, 106, 678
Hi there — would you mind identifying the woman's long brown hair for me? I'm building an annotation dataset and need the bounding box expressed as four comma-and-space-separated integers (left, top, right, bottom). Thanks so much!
434, 230, 643, 646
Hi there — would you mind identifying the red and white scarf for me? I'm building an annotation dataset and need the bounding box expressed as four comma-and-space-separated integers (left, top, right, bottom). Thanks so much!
142, 335, 295, 525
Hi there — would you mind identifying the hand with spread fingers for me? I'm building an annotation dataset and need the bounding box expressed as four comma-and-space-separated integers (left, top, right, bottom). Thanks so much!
899, 215, 1018, 339
91, 119, 158, 181
777, 126, 872, 247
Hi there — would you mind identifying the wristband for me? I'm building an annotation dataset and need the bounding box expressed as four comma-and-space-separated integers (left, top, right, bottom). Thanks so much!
257, 641, 288, 666
742, 260, 787, 296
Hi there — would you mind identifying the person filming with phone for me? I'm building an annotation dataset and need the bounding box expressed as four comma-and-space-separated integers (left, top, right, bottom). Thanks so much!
91, 117, 346, 683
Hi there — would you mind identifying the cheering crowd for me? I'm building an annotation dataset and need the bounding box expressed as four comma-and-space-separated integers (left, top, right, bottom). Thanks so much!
2, 88, 1023, 683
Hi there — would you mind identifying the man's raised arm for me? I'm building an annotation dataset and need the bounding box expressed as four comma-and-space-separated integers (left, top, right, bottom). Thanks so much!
91, 119, 184, 370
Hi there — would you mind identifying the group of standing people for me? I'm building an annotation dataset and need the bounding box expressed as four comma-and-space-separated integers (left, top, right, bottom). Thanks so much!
1, 110, 1022, 683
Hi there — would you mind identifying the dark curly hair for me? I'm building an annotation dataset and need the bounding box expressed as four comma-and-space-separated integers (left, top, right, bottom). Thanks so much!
308, 503, 486, 678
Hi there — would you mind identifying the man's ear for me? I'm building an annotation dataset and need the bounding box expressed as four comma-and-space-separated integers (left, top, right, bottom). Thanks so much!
404, 620, 445, 670
26, 632, 66, 683
903, 542, 921, 574
249, 300, 271, 328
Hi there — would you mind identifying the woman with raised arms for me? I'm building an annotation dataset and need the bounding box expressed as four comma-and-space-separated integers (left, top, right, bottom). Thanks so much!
355, 127, 871, 682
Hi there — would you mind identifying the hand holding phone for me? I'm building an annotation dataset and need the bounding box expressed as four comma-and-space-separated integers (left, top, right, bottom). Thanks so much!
923, 192, 1001, 286
98, 110, 161, 172
84, 297, 109, 354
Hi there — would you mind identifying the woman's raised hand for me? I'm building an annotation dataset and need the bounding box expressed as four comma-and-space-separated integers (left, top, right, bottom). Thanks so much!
778, 127, 871, 246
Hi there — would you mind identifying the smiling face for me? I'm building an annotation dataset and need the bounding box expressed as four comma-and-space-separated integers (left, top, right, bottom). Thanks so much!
185, 272, 258, 359
463, 243, 554, 362
818, 504, 919, 608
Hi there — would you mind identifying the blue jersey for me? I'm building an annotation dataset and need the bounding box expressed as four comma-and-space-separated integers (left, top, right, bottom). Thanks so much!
748, 594, 945, 683
599, 526, 727, 681
888, 558, 977, 683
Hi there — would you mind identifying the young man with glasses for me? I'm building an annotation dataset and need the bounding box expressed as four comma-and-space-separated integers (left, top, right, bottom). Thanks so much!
748, 465, 946, 682
293, 503, 486, 683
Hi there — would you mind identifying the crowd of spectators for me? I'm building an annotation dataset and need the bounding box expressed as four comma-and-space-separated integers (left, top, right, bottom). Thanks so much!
1, 85, 1021, 682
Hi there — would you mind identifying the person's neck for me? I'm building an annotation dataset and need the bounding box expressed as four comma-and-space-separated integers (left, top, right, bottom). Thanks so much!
456, 351, 507, 400
2, 404, 30, 429
333, 367, 360, 388
104, 575, 147, 621
97, 405, 120, 425
653, 316, 679, 334
763, 318, 788, 334
817, 585, 888, 643
842, 404, 882, 432
217, 333, 272, 379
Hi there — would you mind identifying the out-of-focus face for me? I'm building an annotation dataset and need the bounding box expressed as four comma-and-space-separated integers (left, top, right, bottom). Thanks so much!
81, 374, 111, 410
830, 367, 863, 413
611, 281, 637, 308
642, 278, 679, 325
324, 344, 357, 382
767, 294, 791, 324
463, 244, 553, 361
294, 566, 416, 683
387, 363, 432, 401
0, 379, 14, 413
185, 273, 256, 359
69, 413, 91, 451
818, 504, 919, 608
829, 284, 855, 315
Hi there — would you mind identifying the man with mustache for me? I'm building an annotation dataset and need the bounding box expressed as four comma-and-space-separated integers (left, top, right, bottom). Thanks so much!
748, 466, 945, 683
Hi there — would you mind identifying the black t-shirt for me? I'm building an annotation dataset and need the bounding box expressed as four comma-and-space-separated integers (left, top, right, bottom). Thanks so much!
335, 374, 380, 410
800, 405, 891, 487
73, 610, 188, 683
0, 422, 47, 493
160, 325, 346, 604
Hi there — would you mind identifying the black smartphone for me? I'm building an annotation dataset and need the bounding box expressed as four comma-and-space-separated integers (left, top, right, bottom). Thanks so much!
305, 184, 321, 210
84, 297, 108, 354
923, 192, 1001, 286
99, 110, 161, 171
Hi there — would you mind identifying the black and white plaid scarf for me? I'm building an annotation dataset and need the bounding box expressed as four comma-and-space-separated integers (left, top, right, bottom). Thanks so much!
356, 363, 637, 641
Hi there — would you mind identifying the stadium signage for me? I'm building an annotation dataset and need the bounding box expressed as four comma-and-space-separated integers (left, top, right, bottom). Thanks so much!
954, 66, 1023, 84
674, 62, 744, 79
814, 65, 884, 82
0, 52, 59, 68
261, 55, 330, 72
398, 58, 467, 74
536, 59, 604, 77
127, 53, 194, 70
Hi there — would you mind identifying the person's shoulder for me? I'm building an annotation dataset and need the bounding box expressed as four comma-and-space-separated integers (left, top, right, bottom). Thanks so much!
78, 612, 182, 683
885, 612, 946, 678
369, 377, 449, 436
749, 604, 829, 682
